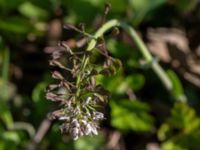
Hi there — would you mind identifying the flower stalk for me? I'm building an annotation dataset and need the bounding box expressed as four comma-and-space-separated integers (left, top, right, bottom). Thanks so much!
46, 19, 173, 140
87, 19, 172, 91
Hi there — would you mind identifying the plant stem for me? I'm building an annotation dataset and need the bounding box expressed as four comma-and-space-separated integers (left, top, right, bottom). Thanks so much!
86, 19, 173, 91
13, 122, 35, 138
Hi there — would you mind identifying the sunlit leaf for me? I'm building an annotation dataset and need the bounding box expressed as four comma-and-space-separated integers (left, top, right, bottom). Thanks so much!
159, 102, 200, 150
74, 134, 106, 150
0, 103, 13, 129
111, 99, 154, 131
1, 131, 20, 144
18, 1, 49, 20
167, 70, 186, 102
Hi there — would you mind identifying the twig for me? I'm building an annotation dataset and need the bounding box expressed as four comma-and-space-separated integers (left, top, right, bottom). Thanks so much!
28, 118, 52, 150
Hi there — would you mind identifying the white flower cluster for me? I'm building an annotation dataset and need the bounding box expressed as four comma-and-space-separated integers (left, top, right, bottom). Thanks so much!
58, 97, 104, 140
46, 45, 109, 140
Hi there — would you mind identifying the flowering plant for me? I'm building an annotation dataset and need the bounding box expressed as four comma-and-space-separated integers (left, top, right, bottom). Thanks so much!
45, 24, 122, 139
46, 17, 173, 140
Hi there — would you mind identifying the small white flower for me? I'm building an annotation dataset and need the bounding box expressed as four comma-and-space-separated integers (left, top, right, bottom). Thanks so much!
71, 119, 80, 127
57, 87, 68, 95
81, 119, 87, 125
91, 127, 98, 135
80, 131, 84, 136
86, 111, 91, 117
93, 112, 104, 120
59, 116, 70, 121
74, 106, 81, 114
72, 127, 79, 138
85, 123, 92, 135
73, 136, 79, 140
86, 97, 92, 104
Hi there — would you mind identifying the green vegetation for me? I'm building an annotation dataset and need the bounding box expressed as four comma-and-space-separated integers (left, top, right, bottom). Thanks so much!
1, 0, 200, 149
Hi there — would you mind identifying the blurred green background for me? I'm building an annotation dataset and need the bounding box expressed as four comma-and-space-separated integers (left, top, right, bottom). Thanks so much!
1, 0, 200, 149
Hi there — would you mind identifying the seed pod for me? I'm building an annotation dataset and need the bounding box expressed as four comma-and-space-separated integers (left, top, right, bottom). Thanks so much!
52, 71, 64, 80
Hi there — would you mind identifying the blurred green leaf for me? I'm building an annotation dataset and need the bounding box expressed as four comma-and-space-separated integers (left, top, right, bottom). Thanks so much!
97, 72, 145, 95
0, 17, 34, 34
162, 141, 187, 150
111, 99, 154, 131
158, 123, 171, 141
159, 102, 200, 150
18, 2, 49, 20
32, 81, 51, 122
0, 140, 17, 150
63, 0, 103, 23
107, 39, 135, 58
0, 103, 13, 129
74, 134, 106, 150
125, 74, 145, 91
166, 70, 186, 102
169, 102, 200, 132
161, 131, 200, 150
96, 72, 123, 93
108, 0, 126, 12
0, 38, 9, 100
0, 0, 24, 14
0, 38, 13, 129
1, 131, 20, 144
170, 0, 198, 13
32, 82, 47, 103
115, 74, 145, 94
107, 39, 141, 68
31, 0, 54, 11
129, 0, 166, 26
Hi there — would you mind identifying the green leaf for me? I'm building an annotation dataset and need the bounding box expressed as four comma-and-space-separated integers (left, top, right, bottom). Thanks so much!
0, 38, 9, 100
111, 100, 154, 132
168, 102, 200, 132
1, 131, 20, 144
0, 103, 13, 129
18, 2, 49, 20
0, 0, 25, 14
166, 70, 186, 102
129, 0, 166, 26
107, 39, 136, 58
162, 131, 200, 150
74, 134, 106, 150
32, 82, 47, 102
96, 72, 145, 95
125, 74, 145, 91
171, 0, 198, 13
114, 74, 145, 94
107, 0, 126, 12
162, 140, 187, 150
158, 102, 200, 150
96, 72, 123, 93
158, 123, 171, 141
0, 17, 33, 34
63, 0, 103, 23
107, 39, 141, 68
